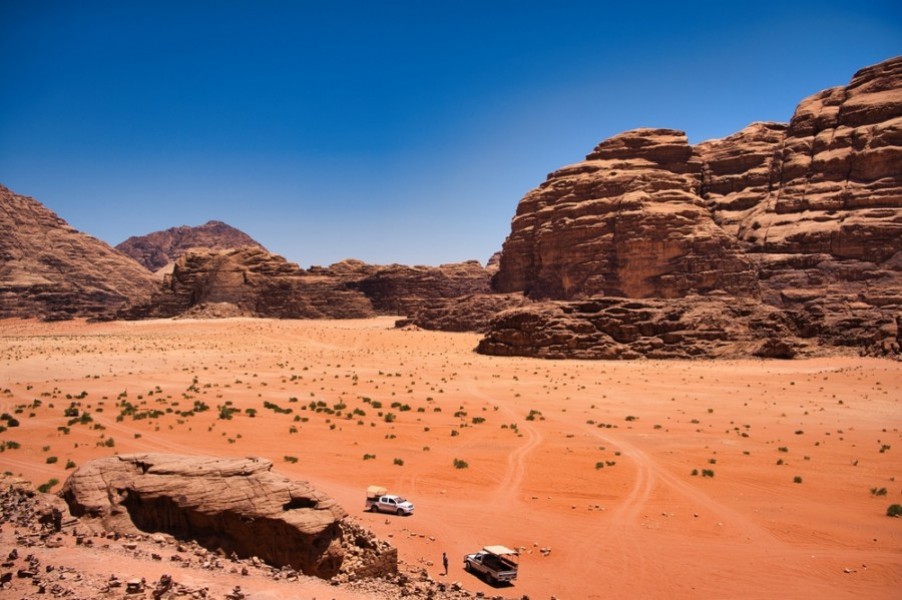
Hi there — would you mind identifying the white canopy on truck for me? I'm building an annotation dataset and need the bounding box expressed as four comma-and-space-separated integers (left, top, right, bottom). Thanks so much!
366, 485, 388, 497
483, 545, 518, 556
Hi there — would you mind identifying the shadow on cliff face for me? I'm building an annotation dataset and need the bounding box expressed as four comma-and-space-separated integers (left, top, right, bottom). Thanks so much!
119, 490, 343, 578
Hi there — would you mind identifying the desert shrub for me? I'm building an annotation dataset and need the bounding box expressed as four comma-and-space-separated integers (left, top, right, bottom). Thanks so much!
887, 504, 902, 517
37, 478, 59, 493
383, 412, 396, 423
472, 417, 485, 425
595, 462, 604, 470
65, 459, 76, 469
218, 404, 238, 420
263, 401, 292, 415
793, 476, 803, 484
701, 469, 715, 478
393, 458, 404, 466
870, 487, 888, 496
363, 453, 376, 460
284, 455, 298, 463
45, 456, 58, 464
453, 458, 469, 469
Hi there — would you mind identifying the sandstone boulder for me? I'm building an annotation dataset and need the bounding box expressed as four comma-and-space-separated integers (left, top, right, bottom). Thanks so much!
60, 454, 347, 578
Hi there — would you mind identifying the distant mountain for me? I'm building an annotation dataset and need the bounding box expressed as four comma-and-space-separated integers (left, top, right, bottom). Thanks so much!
116, 221, 266, 272
0, 184, 158, 320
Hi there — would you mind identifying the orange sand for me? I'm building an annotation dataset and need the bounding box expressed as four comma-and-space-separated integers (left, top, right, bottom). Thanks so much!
1, 317, 900, 599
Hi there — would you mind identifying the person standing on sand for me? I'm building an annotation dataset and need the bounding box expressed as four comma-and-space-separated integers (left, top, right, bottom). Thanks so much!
442, 552, 449, 575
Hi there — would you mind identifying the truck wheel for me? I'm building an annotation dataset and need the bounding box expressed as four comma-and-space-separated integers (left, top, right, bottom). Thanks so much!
464, 562, 471, 572
396, 508, 404, 516
370, 504, 379, 512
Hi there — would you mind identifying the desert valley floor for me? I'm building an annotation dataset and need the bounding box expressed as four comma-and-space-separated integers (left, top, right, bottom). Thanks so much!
0, 317, 900, 599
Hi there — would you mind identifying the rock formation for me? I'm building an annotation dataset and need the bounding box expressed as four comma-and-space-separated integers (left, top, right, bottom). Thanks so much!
0, 184, 158, 320
397, 293, 532, 333
481, 56, 902, 359
493, 128, 761, 300
120, 247, 376, 319
122, 249, 494, 321
350, 260, 492, 316
116, 220, 266, 273
479, 296, 817, 360
60, 454, 348, 579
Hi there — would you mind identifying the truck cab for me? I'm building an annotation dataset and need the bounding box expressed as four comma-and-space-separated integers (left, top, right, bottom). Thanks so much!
364, 485, 414, 515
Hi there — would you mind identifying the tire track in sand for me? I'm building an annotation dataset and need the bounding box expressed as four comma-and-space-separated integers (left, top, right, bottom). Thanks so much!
465, 384, 542, 506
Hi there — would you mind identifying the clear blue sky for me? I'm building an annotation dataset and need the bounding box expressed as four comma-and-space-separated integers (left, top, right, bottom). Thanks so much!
1, 1, 899, 267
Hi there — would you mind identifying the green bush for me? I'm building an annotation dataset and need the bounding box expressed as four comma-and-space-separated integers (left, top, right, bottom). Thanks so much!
453, 458, 468, 469
37, 478, 59, 493
886, 504, 902, 517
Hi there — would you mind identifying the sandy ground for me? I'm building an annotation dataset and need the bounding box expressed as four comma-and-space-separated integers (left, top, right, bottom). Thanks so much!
0, 317, 900, 599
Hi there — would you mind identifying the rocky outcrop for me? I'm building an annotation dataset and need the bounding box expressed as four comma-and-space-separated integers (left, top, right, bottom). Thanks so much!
350, 261, 492, 316
492, 128, 761, 300
121, 247, 376, 319
116, 220, 266, 273
397, 293, 533, 332
60, 454, 348, 579
122, 248, 494, 321
0, 184, 158, 320
477, 296, 815, 360
483, 57, 902, 359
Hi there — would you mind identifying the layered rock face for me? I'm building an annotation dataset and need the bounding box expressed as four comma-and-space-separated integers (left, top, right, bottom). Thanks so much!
122, 247, 493, 320
0, 184, 158, 320
477, 296, 809, 360
492, 128, 761, 299
121, 247, 376, 319
350, 260, 492, 316
483, 57, 901, 358
699, 58, 902, 310
116, 220, 266, 273
61, 454, 348, 578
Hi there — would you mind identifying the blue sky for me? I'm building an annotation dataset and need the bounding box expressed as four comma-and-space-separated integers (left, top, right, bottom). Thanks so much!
1, 1, 899, 267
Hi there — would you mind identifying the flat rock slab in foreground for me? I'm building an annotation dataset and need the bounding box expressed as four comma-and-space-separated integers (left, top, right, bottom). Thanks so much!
60, 453, 347, 578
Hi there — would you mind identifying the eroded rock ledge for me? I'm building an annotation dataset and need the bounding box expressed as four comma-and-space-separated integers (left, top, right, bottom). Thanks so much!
60, 453, 394, 580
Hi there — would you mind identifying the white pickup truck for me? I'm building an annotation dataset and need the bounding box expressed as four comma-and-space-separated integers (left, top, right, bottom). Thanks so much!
364, 486, 414, 515
464, 545, 519, 584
